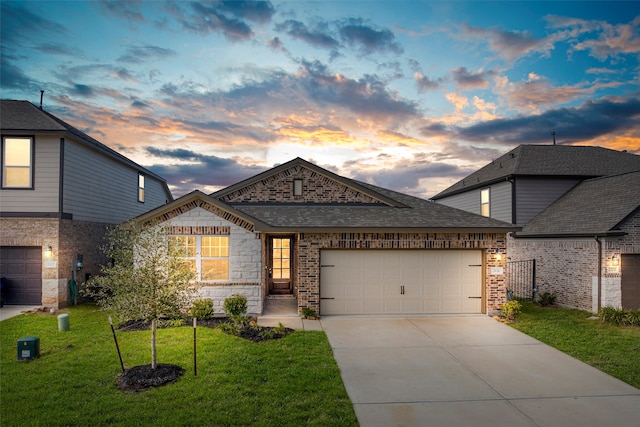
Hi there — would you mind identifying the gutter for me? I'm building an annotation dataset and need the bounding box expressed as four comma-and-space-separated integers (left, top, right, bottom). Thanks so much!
595, 236, 602, 312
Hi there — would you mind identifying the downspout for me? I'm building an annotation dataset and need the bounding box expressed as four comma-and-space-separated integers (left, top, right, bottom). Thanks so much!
595, 236, 602, 312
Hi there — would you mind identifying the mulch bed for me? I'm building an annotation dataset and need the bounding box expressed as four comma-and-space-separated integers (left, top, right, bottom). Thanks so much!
117, 317, 293, 342
117, 364, 185, 392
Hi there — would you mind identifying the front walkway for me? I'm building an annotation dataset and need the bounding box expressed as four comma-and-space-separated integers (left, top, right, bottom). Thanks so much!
257, 298, 322, 331
321, 316, 640, 427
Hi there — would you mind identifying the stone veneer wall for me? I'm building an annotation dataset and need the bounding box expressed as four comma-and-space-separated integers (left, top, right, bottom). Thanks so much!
296, 232, 507, 315
166, 207, 263, 314
220, 165, 383, 204
508, 211, 640, 313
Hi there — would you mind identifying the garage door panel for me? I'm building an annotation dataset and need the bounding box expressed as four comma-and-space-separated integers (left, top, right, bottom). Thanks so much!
1, 246, 42, 305
320, 249, 483, 315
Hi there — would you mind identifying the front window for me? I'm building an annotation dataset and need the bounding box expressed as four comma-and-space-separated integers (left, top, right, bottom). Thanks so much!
481, 188, 490, 217
169, 235, 229, 281
2, 136, 33, 188
138, 173, 145, 202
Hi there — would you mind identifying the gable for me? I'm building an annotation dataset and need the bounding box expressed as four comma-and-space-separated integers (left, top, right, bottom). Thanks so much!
215, 158, 403, 206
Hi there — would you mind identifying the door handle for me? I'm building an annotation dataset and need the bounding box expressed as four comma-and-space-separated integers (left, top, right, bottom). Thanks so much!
468, 296, 482, 299
401, 285, 405, 295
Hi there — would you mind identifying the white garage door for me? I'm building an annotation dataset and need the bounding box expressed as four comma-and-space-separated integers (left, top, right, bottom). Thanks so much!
320, 250, 482, 315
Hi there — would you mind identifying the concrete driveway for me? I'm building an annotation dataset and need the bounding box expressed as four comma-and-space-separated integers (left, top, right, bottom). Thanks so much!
321, 316, 640, 427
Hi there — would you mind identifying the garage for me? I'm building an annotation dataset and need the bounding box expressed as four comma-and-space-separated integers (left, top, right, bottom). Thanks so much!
0, 247, 42, 305
621, 254, 640, 310
320, 249, 483, 315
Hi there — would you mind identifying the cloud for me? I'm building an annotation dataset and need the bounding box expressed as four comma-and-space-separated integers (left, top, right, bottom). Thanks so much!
338, 18, 403, 55
0, 58, 39, 90
33, 43, 84, 57
546, 14, 640, 60
275, 19, 340, 49
452, 67, 495, 89
117, 45, 177, 64
144, 147, 268, 196
414, 72, 443, 92
460, 23, 553, 63
0, 2, 67, 46
452, 97, 640, 145
174, 0, 275, 41
99, 0, 145, 22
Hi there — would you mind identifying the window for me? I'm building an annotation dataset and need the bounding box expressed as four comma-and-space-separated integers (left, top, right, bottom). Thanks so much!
293, 179, 303, 196
138, 173, 145, 202
169, 235, 229, 281
481, 188, 490, 217
2, 136, 33, 188
272, 238, 290, 279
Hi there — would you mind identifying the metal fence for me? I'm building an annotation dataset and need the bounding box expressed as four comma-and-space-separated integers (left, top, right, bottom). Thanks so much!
506, 259, 536, 301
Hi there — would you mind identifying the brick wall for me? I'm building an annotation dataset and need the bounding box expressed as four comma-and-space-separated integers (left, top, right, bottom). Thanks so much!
220, 165, 382, 204
508, 210, 640, 312
296, 232, 507, 314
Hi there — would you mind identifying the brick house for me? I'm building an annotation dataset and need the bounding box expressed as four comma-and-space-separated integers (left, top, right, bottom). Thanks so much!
1, 100, 172, 307
432, 145, 640, 312
136, 158, 518, 316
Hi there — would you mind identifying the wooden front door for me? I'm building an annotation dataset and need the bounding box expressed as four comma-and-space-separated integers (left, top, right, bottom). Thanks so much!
268, 236, 293, 295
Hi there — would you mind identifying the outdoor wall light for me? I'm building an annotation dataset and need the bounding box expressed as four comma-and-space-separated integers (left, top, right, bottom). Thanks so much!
47, 245, 52, 254
496, 253, 503, 261
611, 254, 620, 267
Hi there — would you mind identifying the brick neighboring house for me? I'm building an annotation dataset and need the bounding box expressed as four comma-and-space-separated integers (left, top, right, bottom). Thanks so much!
432, 144, 640, 312
1, 100, 172, 308
135, 157, 519, 316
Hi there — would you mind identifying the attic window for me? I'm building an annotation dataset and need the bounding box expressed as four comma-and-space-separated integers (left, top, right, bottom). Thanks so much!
481, 188, 490, 217
293, 179, 303, 196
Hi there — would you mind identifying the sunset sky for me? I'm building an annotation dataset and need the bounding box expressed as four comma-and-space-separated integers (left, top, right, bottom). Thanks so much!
2, 1, 639, 198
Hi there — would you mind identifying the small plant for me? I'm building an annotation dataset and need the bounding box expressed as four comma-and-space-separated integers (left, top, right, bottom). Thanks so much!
598, 306, 640, 327
501, 300, 522, 321
191, 298, 214, 320
223, 294, 250, 328
537, 291, 557, 307
301, 307, 318, 319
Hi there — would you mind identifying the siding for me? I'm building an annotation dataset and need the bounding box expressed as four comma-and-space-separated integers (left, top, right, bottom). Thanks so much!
0, 135, 60, 212
434, 180, 512, 224
515, 178, 580, 226
62, 138, 169, 223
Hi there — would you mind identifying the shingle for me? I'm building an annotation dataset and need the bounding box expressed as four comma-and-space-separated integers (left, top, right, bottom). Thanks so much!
432, 145, 640, 199
519, 171, 640, 236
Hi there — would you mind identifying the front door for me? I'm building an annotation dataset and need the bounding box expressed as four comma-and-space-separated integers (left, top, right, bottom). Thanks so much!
268, 236, 293, 295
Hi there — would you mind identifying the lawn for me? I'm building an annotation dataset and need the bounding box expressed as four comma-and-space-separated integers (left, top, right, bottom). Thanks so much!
0, 305, 358, 427
508, 301, 640, 388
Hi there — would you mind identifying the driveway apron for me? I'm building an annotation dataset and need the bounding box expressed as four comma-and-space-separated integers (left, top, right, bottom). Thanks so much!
321, 316, 640, 427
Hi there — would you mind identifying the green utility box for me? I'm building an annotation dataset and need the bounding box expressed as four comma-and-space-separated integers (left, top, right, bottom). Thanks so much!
17, 336, 40, 360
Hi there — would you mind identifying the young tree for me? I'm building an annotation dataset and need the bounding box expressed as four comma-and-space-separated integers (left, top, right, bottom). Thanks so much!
86, 220, 198, 369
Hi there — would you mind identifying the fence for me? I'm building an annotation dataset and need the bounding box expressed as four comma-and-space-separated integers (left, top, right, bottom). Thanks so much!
506, 259, 536, 301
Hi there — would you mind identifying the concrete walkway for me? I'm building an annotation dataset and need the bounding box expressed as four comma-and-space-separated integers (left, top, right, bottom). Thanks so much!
0, 305, 40, 321
321, 316, 640, 427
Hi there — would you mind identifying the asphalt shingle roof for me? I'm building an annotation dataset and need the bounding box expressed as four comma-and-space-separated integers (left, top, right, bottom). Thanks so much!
233, 181, 518, 231
519, 171, 640, 236
432, 145, 640, 199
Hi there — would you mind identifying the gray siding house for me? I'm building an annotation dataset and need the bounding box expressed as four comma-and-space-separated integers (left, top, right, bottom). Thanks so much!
432, 145, 640, 312
1, 100, 172, 307
136, 158, 519, 316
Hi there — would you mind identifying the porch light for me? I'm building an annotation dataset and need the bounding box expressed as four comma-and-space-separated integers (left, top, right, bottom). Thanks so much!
47, 245, 52, 255
611, 254, 620, 267
495, 253, 502, 261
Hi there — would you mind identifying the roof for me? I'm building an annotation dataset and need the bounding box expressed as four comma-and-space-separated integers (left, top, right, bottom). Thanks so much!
517, 170, 640, 237
1, 100, 171, 198
432, 145, 640, 199
139, 159, 519, 233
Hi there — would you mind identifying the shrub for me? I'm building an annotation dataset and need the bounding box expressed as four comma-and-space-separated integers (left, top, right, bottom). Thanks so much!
223, 295, 248, 317
501, 300, 522, 321
191, 298, 214, 320
537, 291, 557, 307
598, 307, 640, 327
301, 307, 317, 318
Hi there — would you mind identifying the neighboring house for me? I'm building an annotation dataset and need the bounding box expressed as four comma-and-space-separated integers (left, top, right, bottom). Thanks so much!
431, 145, 640, 226
432, 144, 640, 312
1, 100, 172, 308
135, 157, 518, 316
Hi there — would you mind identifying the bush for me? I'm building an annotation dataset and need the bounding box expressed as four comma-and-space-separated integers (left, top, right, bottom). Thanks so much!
537, 291, 557, 307
191, 298, 214, 320
501, 300, 522, 321
301, 307, 318, 318
223, 295, 248, 317
598, 307, 640, 327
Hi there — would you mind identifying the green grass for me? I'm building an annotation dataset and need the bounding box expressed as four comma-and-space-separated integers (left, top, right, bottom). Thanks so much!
509, 301, 640, 388
0, 305, 358, 427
